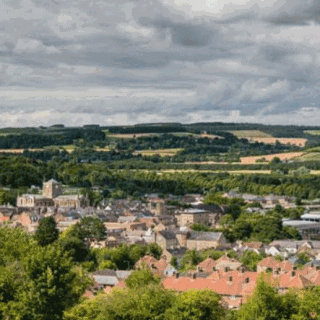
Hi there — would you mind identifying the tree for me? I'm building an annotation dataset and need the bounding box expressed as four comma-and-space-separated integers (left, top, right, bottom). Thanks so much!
236, 275, 299, 320
146, 243, 163, 260
99, 260, 117, 270
240, 250, 265, 271
34, 216, 59, 246
58, 236, 89, 263
170, 256, 178, 269
165, 289, 225, 320
2, 245, 90, 320
73, 216, 106, 246
293, 287, 320, 320
125, 269, 160, 289
102, 285, 175, 320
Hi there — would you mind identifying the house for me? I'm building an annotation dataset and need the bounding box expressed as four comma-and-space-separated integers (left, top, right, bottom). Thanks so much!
135, 255, 170, 277
91, 269, 132, 291
185, 231, 227, 250
257, 257, 295, 275
197, 257, 217, 273
155, 231, 179, 250
176, 208, 218, 227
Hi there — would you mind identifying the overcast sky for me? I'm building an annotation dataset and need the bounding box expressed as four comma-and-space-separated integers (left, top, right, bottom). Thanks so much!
1, 0, 320, 127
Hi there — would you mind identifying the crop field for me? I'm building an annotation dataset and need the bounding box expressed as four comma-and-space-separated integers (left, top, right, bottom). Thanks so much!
0, 148, 43, 153
173, 133, 222, 139
246, 137, 308, 147
294, 153, 320, 161
107, 133, 159, 139
230, 130, 272, 138
133, 149, 183, 157
304, 130, 320, 135
240, 152, 305, 164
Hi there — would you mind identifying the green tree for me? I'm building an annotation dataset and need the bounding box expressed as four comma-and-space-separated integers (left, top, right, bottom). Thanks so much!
2, 245, 90, 320
236, 275, 299, 320
103, 285, 176, 320
165, 289, 225, 320
293, 287, 320, 320
58, 236, 89, 263
64, 293, 106, 320
34, 216, 59, 246
73, 216, 106, 245
240, 250, 265, 271
125, 269, 160, 289
170, 256, 178, 269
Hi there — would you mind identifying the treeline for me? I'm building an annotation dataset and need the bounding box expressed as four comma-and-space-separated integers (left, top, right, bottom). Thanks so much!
2, 156, 320, 200
114, 133, 297, 157
0, 128, 106, 149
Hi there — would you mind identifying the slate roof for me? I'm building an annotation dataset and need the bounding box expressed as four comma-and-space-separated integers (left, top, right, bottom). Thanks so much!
188, 231, 223, 241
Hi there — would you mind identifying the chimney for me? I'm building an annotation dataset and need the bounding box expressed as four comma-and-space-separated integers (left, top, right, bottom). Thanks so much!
175, 272, 180, 279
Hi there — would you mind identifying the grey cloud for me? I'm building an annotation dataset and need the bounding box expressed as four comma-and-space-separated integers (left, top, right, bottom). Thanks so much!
0, 0, 320, 125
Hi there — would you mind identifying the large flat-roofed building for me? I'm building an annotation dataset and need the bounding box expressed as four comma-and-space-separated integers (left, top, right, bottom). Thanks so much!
283, 219, 320, 239
17, 179, 88, 209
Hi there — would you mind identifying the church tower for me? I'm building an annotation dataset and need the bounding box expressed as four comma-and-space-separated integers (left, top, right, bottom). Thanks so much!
43, 179, 62, 199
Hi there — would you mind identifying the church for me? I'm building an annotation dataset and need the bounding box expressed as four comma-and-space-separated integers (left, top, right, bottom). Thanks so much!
17, 179, 89, 209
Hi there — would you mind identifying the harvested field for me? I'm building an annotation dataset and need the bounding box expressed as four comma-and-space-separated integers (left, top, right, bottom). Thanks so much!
133, 149, 182, 157
173, 133, 222, 139
0, 148, 43, 153
230, 130, 272, 138
240, 152, 305, 164
246, 137, 308, 147
108, 132, 222, 140
109, 133, 158, 139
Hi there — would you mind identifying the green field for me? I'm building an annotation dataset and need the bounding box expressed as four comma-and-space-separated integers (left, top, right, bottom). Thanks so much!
295, 152, 320, 161
304, 130, 320, 135
230, 130, 272, 138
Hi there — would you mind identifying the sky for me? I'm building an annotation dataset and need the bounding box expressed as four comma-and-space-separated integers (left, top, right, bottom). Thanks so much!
1, 0, 320, 127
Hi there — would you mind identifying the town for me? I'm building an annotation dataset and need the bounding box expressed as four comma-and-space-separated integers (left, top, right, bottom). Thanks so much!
2, 178, 320, 312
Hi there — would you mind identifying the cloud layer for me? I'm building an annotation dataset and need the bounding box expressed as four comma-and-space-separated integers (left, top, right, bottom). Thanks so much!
1, 0, 320, 126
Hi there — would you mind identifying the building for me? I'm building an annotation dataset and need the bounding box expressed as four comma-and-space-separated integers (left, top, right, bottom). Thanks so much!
185, 231, 227, 250
177, 208, 218, 227
17, 179, 89, 209
282, 220, 320, 239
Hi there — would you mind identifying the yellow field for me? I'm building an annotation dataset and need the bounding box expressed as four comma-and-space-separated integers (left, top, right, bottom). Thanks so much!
247, 137, 308, 147
173, 133, 222, 140
240, 152, 305, 164
133, 149, 183, 157
230, 130, 272, 138
108, 132, 221, 140
110, 133, 158, 139
0, 149, 43, 153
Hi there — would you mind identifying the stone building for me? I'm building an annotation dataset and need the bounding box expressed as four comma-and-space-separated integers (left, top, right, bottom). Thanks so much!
177, 208, 218, 227
17, 179, 88, 209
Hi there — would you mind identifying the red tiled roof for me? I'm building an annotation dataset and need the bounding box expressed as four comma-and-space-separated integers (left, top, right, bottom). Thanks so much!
197, 258, 217, 272
257, 257, 279, 269
243, 242, 264, 249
